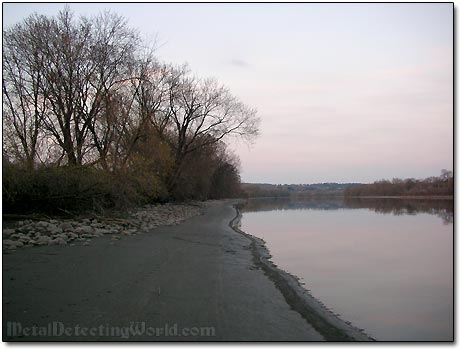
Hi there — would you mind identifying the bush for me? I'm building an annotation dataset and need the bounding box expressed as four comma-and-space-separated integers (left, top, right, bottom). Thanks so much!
2, 161, 168, 215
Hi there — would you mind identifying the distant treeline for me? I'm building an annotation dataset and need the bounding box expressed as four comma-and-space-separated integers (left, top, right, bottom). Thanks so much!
241, 196, 346, 212
344, 170, 453, 197
343, 197, 453, 224
3, 9, 259, 215
241, 182, 361, 198
241, 197, 453, 224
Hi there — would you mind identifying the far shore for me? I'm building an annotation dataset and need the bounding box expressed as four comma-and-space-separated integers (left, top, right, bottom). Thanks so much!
344, 195, 453, 200
243, 195, 453, 200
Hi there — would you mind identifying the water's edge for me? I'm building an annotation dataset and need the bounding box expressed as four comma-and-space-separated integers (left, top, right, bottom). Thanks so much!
229, 203, 375, 341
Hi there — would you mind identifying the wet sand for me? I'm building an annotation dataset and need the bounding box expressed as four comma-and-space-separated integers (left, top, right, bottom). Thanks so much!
3, 200, 369, 341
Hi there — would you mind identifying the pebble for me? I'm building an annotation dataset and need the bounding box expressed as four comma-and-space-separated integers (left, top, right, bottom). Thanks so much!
3, 229, 15, 237
3, 240, 23, 248
75, 226, 94, 235
36, 236, 51, 245
58, 222, 74, 231
2, 203, 203, 251
49, 238, 67, 246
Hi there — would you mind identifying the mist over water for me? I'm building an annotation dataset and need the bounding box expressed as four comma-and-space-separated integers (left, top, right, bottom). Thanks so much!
241, 197, 453, 341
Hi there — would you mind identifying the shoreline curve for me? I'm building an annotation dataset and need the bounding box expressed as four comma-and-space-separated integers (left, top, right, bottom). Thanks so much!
229, 203, 375, 342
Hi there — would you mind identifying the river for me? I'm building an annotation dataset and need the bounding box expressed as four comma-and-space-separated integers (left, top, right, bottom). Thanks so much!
240, 197, 453, 341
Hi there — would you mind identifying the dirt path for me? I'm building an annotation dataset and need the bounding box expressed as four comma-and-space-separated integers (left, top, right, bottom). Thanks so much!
3, 200, 324, 341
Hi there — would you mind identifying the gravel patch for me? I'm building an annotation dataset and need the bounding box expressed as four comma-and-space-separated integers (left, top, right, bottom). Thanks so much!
3, 202, 204, 252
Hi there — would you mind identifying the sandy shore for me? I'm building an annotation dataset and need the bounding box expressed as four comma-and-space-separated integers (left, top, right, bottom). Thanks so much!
3, 200, 370, 341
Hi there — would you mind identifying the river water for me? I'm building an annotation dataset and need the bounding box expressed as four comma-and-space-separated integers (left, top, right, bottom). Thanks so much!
240, 197, 453, 341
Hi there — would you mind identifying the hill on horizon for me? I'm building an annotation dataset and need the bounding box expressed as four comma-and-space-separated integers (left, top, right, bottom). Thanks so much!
240, 182, 363, 198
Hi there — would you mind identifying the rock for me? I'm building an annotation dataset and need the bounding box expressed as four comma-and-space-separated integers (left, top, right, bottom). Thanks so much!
47, 226, 63, 235
16, 224, 34, 234
36, 236, 51, 245
3, 240, 23, 248
83, 241, 90, 246
58, 222, 74, 231
3, 229, 15, 238
96, 228, 111, 235
49, 238, 67, 246
36, 221, 53, 229
57, 233, 68, 240
92, 230, 104, 237
18, 235, 31, 244
1, 203, 203, 250
17, 220, 30, 226
75, 226, 94, 235
66, 232, 78, 240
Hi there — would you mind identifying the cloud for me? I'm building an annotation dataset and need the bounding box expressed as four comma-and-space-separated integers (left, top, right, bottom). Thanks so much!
228, 58, 249, 68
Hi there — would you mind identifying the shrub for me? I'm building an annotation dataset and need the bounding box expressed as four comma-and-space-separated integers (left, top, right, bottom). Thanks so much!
2, 161, 168, 215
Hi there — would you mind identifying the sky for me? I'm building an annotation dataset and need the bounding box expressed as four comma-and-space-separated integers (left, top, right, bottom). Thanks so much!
3, 3, 454, 184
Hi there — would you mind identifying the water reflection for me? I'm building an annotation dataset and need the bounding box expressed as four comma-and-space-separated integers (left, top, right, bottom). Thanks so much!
344, 197, 453, 225
241, 197, 453, 224
240, 197, 453, 341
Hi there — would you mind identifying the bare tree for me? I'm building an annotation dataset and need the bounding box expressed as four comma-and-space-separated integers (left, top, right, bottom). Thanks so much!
3, 14, 50, 168
156, 68, 259, 190
3, 8, 260, 206
4, 8, 141, 166
84, 11, 141, 169
31, 9, 93, 165
109, 56, 170, 170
